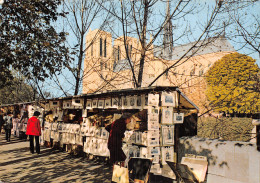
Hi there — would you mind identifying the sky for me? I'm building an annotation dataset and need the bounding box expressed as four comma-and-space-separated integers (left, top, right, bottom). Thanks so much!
2, 0, 258, 98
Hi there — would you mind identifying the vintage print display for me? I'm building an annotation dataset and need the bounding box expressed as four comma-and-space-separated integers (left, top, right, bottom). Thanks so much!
161, 146, 174, 165
135, 131, 142, 144
148, 106, 159, 124
72, 98, 84, 109
136, 95, 142, 108
173, 113, 184, 124
50, 101, 60, 109
161, 125, 174, 145
148, 106, 159, 116
105, 98, 111, 109
86, 99, 92, 109
122, 96, 128, 109
129, 96, 137, 109
111, 97, 119, 108
92, 99, 98, 108
63, 100, 72, 109
161, 107, 174, 125
161, 91, 178, 107
148, 94, 159, 106
98, 99, 104, 109
147, 121, 159, 130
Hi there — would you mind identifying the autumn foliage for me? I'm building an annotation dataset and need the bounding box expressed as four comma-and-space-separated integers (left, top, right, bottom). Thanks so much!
206, 52, 260, 114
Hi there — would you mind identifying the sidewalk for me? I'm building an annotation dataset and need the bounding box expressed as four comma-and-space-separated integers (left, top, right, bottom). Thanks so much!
0, 133, 112, 183
0, 133, 175, 183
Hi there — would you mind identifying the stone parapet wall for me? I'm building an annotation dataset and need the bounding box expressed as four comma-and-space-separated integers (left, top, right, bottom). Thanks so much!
178, 136, 260, 183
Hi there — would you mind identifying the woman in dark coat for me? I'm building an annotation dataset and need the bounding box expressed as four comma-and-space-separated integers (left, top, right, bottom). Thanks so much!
26, 111, 41, 154
105, 113, 132, 165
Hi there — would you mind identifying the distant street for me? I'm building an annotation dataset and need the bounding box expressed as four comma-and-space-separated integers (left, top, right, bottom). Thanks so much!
0, 133, 112, 183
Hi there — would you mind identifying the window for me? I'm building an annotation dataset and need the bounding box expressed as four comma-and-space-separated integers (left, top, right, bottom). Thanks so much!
199, 69, 204, 76
104, 39, 107, 57
118, 46, 120, 61
100, 38, 102, 56
91, 44, 93, 56
100, 61, 103, 70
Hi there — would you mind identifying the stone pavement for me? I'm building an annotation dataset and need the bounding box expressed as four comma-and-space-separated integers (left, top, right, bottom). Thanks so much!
0, 133, 174, 183
0, 134, 112, 183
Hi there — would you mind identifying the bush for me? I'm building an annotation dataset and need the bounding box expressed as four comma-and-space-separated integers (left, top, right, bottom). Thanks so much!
197, 117, 254, 142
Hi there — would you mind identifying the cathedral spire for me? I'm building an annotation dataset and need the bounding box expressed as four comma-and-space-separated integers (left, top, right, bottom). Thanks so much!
163, 0, 173, 59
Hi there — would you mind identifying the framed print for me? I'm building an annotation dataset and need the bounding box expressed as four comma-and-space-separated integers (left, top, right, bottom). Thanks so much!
136, 95, 142, 108
92, 99, 98, 108
161, 107, 173, 125
122, 96, 128, 109
50, 101, 60, 109
105, 98, 111, 109
98, 99, 104, 109
148, 94, 159, 106
118, 97, 122, 109
129, 95, 136, 108
135, 131, 142, 144
63, 100, 72, 109
147, 121, 159, 130
161, 92, 178, 107
148, 146, 160, 156
140, 94, 148, 109
86, 99, 92, 109
111, 97, 119, 108
173, 113, 184, 124
161, 146, 174, 165
161, 125, 174, 145
148, 112, 159, 124
72, 98, 84, 109
148, 106, 159, 116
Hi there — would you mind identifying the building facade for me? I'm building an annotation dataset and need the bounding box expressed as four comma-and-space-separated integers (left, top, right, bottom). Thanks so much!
82, 28, 235, 113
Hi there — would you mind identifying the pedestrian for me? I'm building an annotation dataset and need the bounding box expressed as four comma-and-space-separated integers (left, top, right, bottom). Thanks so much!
0, 112, 4, 134
105, 113, 132, 166
3, 112, 13, 142
20, 111, 29, 140
26, 111, 41, 154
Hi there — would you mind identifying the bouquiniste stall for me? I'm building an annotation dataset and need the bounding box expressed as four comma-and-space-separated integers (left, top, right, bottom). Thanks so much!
0, 86, 199, 180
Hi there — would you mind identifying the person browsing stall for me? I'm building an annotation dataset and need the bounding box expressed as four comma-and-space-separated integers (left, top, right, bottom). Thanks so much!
26, 111, 41, 154
3, 111, 13, 142
105, 113, 132, 166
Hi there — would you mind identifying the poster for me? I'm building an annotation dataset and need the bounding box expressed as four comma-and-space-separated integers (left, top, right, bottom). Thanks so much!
161, 107, 173, 125
161, 125, 174, 145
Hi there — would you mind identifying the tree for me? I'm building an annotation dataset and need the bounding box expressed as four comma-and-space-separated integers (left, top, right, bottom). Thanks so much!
0, 75, 36, 105
0, 0, 70, 87
206, 52, 260, 114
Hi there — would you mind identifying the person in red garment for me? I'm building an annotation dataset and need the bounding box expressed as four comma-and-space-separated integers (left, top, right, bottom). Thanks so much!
105, 113, 132, 166
26, 111, 41, 154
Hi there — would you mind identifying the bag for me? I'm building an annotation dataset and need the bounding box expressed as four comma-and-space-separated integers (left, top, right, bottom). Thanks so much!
112, 164, 129, 183
4, 116, 13, 129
